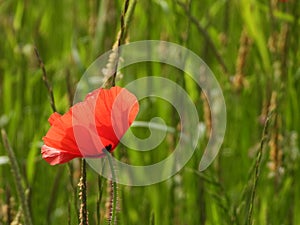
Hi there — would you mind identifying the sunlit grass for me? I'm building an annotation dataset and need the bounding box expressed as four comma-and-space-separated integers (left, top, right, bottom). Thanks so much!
0, 0, 299, 224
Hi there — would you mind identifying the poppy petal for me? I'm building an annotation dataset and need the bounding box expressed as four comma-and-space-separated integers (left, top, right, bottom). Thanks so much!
48, 112, 61, 125
41, 145, 81, 165
41, 86, 139, 165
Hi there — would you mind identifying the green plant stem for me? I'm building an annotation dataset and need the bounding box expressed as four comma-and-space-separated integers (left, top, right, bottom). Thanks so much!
111, 0, 130, 86
46, 166, 64, 224
1, 129, 33, 225
247, 110, 274, 225
6, 183, 12, 223
108, 0, 136, 87
67, 162, 80, 223
104, 150, 117, 225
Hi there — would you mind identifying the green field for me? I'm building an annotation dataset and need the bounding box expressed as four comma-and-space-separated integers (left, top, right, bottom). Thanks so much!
1, 0, 300, 224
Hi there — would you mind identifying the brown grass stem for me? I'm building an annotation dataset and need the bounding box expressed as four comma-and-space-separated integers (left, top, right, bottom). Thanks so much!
104, 0, 137, 88
34, 47, 57, 113
79, 159, 89, 225
111, 0, 130, 87
35, 49, 75, 223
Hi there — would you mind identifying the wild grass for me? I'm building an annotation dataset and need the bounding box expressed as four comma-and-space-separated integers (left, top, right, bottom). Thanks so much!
0, 0, 299, 224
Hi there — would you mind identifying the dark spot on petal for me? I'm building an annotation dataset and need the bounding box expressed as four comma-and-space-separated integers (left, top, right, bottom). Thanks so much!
105, 144, 112, 152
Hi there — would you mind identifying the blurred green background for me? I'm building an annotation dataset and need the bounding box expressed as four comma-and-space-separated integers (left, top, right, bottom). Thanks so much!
0, 0, 300, 224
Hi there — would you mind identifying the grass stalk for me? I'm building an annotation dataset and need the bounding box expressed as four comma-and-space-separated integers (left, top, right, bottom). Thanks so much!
35, 45, 81, 224
177, 0, 229, 74
67, 162, 80, 223
34, 47, 56, 113
110, 0, 131, 87
247, 108, 275, 225
96, 175, 104, 225
67, 201, 71, 225
149, 211, 155, 225
1, 129, 33, 225
46, 167, 64, 224
104, 0, 137, 88
6, 185, 12, 224
79, 159, 89, 225
104, 150, 118, 225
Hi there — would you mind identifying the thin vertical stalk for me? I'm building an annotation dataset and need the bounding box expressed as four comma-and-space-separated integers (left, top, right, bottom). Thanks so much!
104, 0, 137, 88
34, 47, 56, 113
104, 150, 118, 225
79, 159, 89, 225
198, 178, 206, 224
1, 129, 33, 225
96, 175, 104, 225
100, 1, 137, 222
34, 47, 79, 223
149, 211, 155, 225
68, 201, 71, 225
66, 69, 75, 107
223, 0, 230, 35
66, 70, 80, 223
6, 185, 12, 224
177, 1, 229, 75
46, 167, 64, 223
111, 0, 130, 87
67, 162, 80, 223
247, 109, 274, 225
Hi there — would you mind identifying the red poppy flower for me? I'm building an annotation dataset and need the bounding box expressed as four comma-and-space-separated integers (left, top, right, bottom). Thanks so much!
41, 86, 139, 165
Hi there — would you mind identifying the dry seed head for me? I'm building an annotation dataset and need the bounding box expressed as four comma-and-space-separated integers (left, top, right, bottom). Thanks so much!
88, 0, 97, 37
233, 29, 252, 91
289, 132, 299, 161
268, 91, 277, 112
88, 17, 96, 37
10, 207, 22, 225
218, 32, 228, 46
105, 180, 118, 222
102, 42, 124, 86
278, 24, 289, 53
268, 32, 278, 53
267, 92, 284, 179
259, 99, 269, 125
268, 142, 283, 179
2, 207, 8, 222
273, 61, 282, 81
271, 0, 278, 9
72, 159, 81, 183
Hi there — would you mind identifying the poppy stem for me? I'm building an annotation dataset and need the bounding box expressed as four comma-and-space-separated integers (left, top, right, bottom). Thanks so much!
79, 159, 89, 225
104, 150, 118, 225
